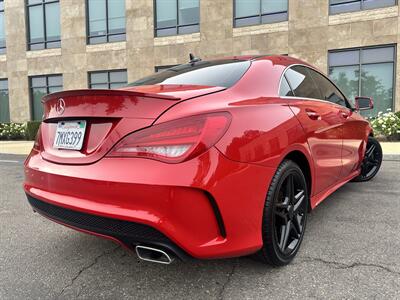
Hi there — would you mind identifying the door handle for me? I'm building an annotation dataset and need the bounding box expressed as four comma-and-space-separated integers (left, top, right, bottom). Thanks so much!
305, 109, 320, 120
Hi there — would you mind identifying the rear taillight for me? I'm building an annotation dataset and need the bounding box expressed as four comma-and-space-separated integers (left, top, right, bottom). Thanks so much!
107, 112, 231, 163
33, 126, 42, 151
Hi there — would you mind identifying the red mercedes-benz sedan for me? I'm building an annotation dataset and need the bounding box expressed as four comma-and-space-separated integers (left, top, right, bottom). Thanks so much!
24, 55, 382, 266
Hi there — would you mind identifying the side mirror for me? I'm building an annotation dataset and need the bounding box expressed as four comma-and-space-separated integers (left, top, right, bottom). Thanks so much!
355, 96, 374, 111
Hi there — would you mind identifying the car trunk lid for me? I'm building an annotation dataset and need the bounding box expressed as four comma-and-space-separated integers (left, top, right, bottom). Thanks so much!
39, 85, 225, 165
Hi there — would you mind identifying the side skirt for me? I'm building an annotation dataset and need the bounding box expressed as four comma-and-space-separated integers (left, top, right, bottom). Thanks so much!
310, 169, 360, 209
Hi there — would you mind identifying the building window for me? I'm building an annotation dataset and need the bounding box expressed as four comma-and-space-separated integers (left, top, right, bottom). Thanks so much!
329, 0, 397, 14
155, 0, 200, 37
234, 0, 288, 27
0, 79, 9, 122
155, 65, 178, 72
29, 74, 63, 121
0, 0, 6, 54
328, 45, 396, 117
89, 70, 127, 89
26, 0, 61, 50
87, 0, 126, 44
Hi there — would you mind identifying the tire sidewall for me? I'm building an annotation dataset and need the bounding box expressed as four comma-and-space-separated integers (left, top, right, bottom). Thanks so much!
263, 160, 309, 265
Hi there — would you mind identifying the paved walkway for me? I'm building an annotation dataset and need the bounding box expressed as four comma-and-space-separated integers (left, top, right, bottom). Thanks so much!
0, 140, 399, 156
0, 141, 34, 155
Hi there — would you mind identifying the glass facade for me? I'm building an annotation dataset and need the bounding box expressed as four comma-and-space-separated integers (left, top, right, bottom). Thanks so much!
27, 0, 61, 50
29, 75, 63, 121
155, 65, 178, 72
330, 0, 397, 14
329, 45, 395, 117
234, 0, 288, 27
89, 70, 127, 89
87, 0, 126, 44
0, 79, 9, 122
155, 0, 200, 37
0, 0, 5, 54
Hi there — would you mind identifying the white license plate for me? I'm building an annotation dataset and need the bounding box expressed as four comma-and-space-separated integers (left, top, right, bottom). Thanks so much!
53, 120, 87, 150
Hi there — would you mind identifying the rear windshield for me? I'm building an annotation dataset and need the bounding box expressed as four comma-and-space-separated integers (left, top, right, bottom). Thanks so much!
127, 60, 251, 88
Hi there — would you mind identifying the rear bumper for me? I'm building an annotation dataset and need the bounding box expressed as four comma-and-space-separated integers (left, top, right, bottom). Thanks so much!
24, 147, 275, 259
26, 194, 191, 260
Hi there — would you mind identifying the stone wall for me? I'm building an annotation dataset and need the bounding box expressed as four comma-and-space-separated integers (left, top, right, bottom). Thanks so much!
0, 0, 399, 122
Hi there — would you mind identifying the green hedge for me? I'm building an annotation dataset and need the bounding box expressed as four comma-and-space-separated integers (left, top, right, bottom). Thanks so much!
25, 121, 42, 141
0, 121, 41, 141
0, 123, 27, 140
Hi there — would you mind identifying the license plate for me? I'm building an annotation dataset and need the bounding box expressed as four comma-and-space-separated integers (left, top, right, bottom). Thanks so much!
53, 120, 86, 150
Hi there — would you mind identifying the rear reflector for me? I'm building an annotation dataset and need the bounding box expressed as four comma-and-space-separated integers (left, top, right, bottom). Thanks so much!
107, 112, 231, 163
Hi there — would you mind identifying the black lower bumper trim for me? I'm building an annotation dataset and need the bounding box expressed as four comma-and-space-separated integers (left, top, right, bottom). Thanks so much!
26, 194, 191, 261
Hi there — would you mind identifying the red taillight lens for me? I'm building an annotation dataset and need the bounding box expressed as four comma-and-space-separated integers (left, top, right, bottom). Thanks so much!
107, 112, 231, 163
33, 126, 42, 151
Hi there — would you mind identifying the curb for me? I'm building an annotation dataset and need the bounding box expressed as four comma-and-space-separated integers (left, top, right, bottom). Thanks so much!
383, 154, 400, 161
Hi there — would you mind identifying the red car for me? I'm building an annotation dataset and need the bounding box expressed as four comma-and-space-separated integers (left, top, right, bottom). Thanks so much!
24, 55, 382, 266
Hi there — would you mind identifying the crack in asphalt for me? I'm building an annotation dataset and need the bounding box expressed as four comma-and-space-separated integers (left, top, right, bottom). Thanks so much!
299, 256, 400, 275
218, 260, 238, 300
56, 245, 121, 299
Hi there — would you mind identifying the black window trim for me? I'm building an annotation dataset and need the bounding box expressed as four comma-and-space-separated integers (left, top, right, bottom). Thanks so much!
0, 0, 5, 54
155, 64, 179, 72
0, 77, 9, 122
88, 69, 128, 89
233, 0, 289, 28
29, 73, 63, 121
153, 0, 200, 37
279, 63, 352, 109
86, 0, 126, 45
328, 44, 397, 111
25, 0, 61, 51
329, 0, 398, 15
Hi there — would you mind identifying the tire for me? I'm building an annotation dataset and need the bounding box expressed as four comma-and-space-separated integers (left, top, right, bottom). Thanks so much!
352, 136, 382, 182
255, 159, 309, 266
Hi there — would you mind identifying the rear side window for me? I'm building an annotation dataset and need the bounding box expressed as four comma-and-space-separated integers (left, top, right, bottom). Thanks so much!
127, 60, 251, 88
279, 76, 294, 97
285, 66, 321, 100
307, 68, 347, 107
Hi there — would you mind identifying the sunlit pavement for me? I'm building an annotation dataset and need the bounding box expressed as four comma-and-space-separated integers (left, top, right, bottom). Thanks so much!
0, 154, 399, 299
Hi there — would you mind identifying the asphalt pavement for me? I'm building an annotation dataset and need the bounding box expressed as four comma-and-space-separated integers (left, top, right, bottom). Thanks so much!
0, 154, 399, 299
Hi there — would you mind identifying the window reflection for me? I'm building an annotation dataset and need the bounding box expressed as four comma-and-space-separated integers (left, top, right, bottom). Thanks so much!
329, 46, 395, 117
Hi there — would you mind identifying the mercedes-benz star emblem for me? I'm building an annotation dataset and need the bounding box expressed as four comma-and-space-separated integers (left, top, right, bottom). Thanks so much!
56, 98, 65, 115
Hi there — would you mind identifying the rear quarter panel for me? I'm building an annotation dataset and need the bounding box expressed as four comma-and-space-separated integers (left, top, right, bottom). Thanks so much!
155, 59, 314, 187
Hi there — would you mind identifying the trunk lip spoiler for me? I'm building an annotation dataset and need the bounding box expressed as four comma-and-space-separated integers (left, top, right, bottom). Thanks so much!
42, 89, 181, 103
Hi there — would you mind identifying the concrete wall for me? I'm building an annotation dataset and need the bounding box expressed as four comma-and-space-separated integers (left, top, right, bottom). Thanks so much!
0, 0, 399, 122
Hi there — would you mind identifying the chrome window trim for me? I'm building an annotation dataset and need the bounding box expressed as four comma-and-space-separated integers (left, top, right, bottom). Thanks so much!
280, 95, 351, 111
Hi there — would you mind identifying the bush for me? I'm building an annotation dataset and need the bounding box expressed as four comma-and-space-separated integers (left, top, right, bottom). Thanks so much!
0, 123, 27, 140
25, 121, 41, 141
370, 109, 400, 141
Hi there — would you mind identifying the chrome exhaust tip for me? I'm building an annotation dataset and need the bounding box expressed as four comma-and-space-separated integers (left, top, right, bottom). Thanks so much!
135, 245, 175, 265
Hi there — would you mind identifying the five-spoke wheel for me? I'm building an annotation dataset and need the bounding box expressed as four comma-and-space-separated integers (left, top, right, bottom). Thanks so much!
274, 173, 307, 256
256, 159, 308, 266
353, 136, 382, 182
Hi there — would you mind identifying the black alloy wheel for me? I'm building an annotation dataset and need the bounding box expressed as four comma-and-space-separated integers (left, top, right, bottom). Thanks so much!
255, 159, 308, 266
353, 136, 382, 182
273, 172, 307, 257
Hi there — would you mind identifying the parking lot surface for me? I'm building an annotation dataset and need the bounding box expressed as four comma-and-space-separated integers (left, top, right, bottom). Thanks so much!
1, 154, 399, 299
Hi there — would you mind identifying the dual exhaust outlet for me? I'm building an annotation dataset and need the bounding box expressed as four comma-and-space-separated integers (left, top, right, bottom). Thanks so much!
135, 245, 175, 265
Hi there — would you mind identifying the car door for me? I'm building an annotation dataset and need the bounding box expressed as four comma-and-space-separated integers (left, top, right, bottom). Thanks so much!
307, 68, 364, 178
283, 66, 344, 195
